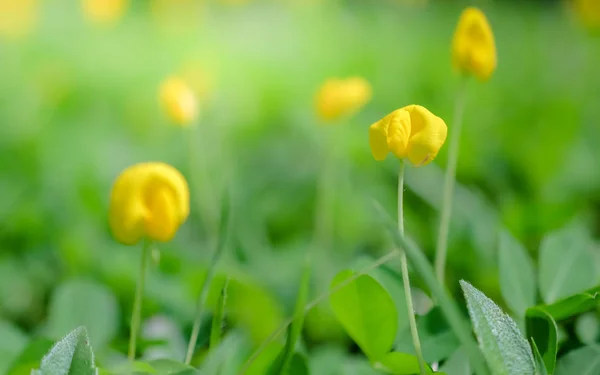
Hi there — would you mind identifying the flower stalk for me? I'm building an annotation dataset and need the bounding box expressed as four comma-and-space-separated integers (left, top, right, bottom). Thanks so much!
128, 238, 151, 361
396, 161, 427, 375
434, 78, 467, 283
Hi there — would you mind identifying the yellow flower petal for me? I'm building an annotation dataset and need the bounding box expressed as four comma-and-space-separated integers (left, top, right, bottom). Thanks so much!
109, 162, 189, 245
159, 77, 199, 126
404, 106, 448, 166
385, 109, 412, 160
451, 7, 496, 81
316, 77, 372, 123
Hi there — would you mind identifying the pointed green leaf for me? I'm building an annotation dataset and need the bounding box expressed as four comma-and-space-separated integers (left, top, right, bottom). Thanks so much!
210, 278, 229, 349
439, 348, 470, 375
329, 270, 397, 360
525, 307, 557, 374
542, 289, 600, 322
460, 280, 535, 375
539, 226, 597, 304
555, 345, 600, 375
372, 351, 433, 374
35, 326, 97, 375
287, 353, 309, 375
531, 340, 548, 375
498, 231, 536, 316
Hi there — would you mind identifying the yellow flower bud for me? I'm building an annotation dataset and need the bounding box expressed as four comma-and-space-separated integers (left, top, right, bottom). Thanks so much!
369, 105, 447, 167
315, 77, 372, 122
82, 0, 129, 25
572, 0, 600, 31
0, 0, 38, 41
159, 77, 199, 127
109, 162, 190, 245
451, 7, 497, 81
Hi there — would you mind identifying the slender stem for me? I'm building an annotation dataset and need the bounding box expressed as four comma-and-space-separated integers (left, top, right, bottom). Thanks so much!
239, 250, 400, 374
185, 236, 226, 365
434, 77, 467, 284
128, 239, 151, 361
397, 162, 428, 375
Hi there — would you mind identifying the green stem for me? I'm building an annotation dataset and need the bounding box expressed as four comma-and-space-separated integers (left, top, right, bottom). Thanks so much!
185, 238, 226, 365
397, 162, 428, 375
128, 239, 151, 361
434, 78, 467, 284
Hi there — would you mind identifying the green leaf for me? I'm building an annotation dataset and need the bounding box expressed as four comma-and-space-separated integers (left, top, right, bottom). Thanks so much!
34, 326, 97, 375
46, 279, 119, 349
538, 226, 597, 304
498, 231, 536, 316
374, 204, 489, 375
210, 278, 229, 349
554, 345, 600, 375
6, 339, 54, 375
269, 260, 311, 375
199, 331, 246, 375
329, 270, 397, 360
575, 312, 599, 344
372, 352, 433, 374
438, 348, 470, 375
525, 307, 557, 374
531, 340, 548, 375
287, 353, 310, 375
460, 280, 535, 375
0, 320, 29, 375
147, 359, 201, 374
542, 289, 600, 322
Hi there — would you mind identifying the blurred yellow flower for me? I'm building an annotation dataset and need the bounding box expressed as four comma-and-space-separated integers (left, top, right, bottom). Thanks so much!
0, 0, 38, 40
315, 77, 372, 122
572, 0, 600, 31
451, 7, 496, 81
109, 162, 190, 245
83, 0, 129, 25
159, 77, 199, 126
369, 105, 447, 166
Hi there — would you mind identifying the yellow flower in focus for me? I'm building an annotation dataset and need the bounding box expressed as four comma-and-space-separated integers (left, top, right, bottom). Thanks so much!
572, 0, 600, 31
159, 77, 199, 127
83, 0, 129, 25
0, 0, 38, 41
315, 77, 372, 122
109, 162, 190, 245
451, 7, 497, 81
369, 105, 447, 166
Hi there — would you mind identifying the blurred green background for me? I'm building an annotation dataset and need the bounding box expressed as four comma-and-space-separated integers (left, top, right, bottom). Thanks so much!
0, 0, 599, 372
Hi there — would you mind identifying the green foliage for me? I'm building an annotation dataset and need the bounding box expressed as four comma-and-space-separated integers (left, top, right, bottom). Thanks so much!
554, 345, 600, 375
538, 226, 598, 304
329, 270, 397, 360
438, 348, 470, 375
525, 307, 557, 374
372, 352, 433, 374
539, 288, 600, 322
498, 230, 536, 317
460, 280, 535, 375
45, 279, 119, 350
0, 320, 29, 375
531, 341, 548, 375
575, 313, 599, 345
32, 327, 96, 375
6, 339, 54, 375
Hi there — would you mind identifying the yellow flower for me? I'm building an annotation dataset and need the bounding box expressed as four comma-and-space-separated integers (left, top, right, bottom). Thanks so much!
572, 0, 600, 31
109, 162, 190, 245
369, 105, 447, 166
82, 0, 129, 25
315, 77, 372, 122
451, 7, 497, 81
0, 0, 38, 41
159, 77, 199, 126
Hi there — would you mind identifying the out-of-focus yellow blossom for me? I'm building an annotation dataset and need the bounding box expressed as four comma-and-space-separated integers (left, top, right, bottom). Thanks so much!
572, 0, 600, 31
159, 77, 199, 126
83, 0, 129, 25
369, 105, 447, 166
315, 77, 372, 122
109, 162, 190, 245
0, 0, 38, 41
451, 7, 496, 81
